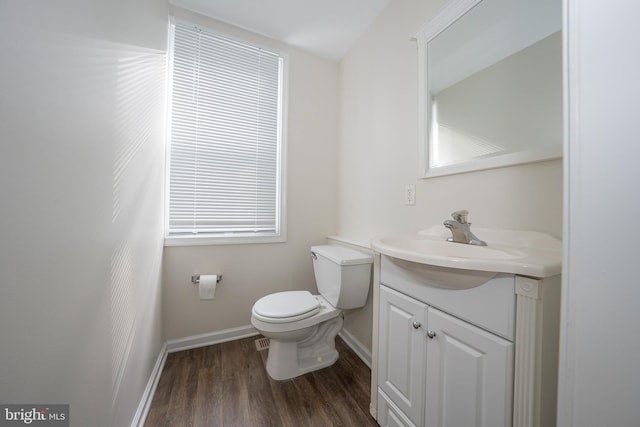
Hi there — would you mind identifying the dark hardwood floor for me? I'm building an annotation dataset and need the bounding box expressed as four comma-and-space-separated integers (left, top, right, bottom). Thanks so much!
144, 335, 379, 426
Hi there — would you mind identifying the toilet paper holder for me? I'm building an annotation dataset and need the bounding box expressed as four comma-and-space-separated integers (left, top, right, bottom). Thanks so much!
191, 274, 223, 284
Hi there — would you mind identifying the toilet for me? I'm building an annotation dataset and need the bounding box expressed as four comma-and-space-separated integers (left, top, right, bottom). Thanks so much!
251, 245, 373, 381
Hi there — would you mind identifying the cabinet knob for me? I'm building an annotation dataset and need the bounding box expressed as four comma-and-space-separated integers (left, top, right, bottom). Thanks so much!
412, 321, 422, 329
427, 330, 436, 339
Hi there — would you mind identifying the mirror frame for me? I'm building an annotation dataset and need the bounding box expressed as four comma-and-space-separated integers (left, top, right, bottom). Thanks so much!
415, 0, 563, 179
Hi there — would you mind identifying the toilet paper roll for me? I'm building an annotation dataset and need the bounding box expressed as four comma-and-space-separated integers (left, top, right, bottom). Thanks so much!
198, 274, 217, 300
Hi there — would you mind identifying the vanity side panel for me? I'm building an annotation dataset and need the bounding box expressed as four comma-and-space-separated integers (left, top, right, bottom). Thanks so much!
540, 274, 561, 427
380, 255, 516, 340
370, 252, 382, 418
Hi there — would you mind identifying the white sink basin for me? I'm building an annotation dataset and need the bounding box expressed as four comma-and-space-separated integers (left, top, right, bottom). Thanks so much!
371, 226, 561, 278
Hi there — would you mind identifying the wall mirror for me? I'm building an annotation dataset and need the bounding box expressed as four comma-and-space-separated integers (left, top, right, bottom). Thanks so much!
415, 0, 562, 178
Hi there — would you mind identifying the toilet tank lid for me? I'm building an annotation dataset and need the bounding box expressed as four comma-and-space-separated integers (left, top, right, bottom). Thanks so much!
311, 245, 373, 266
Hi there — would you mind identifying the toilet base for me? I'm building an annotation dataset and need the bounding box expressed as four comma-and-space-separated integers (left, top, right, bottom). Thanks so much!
265, 315, 343, 381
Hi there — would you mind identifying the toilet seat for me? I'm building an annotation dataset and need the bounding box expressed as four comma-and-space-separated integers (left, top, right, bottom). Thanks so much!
252, 290, 320, 323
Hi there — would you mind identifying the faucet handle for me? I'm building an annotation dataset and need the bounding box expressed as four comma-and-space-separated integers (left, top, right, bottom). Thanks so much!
451, 210, 469, 224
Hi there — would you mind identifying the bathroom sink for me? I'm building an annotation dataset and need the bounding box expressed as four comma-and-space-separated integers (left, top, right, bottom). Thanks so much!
378, 237, 525, 260
370, 226, 561, 278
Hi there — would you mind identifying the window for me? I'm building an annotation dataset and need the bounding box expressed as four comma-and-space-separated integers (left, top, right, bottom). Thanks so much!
165, 20, 287, 245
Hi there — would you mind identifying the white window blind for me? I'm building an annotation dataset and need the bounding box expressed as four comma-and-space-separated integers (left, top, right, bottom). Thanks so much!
167, 21, 285, 242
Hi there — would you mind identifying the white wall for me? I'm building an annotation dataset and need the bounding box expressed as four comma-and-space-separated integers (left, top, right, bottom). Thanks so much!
559, 0, 640, 425
162, 7, 340, 341
0, 0, 168, 425
337, 0, 563, 349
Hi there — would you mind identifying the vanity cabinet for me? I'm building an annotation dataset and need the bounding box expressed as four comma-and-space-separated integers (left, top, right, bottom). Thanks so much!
378, 285, 513, 427
372, 254, 561, 427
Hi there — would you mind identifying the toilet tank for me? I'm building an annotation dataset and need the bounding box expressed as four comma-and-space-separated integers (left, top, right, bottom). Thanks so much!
310, 245, 373, 309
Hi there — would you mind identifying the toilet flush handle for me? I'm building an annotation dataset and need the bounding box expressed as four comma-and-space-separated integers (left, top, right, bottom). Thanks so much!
310, 251, 317, 260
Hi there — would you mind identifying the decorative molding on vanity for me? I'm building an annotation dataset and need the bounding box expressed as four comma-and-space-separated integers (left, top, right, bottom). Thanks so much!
514, 276, 543, 427
513, 275, 561, 427
515, 276, 541, 299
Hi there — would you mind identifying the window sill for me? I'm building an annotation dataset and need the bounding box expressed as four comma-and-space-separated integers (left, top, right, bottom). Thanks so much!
164, 234, 287, 247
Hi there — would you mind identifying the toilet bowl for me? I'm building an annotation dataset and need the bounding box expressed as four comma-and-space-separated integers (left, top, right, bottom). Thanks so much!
252, 292, 343, 380
250, 245, 372, 381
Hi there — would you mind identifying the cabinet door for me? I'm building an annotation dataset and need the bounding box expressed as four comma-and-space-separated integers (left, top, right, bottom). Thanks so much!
378, 389, 417, 427
425, 307, 513, 427
378, 285, 427, 425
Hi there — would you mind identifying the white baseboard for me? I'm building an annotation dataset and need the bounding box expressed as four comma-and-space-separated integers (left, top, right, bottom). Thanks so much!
131, 342, 168, 427
166, 325, 259, 353
339, 328, 372, 369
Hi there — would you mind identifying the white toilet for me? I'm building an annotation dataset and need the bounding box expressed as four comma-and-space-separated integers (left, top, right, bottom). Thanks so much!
251, 245, 373, 381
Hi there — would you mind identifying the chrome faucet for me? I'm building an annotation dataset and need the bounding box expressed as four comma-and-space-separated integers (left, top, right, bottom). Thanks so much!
443, 210, 487, 246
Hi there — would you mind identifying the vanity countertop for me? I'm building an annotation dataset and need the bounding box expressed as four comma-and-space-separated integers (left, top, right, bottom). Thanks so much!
371, 226, 562, 278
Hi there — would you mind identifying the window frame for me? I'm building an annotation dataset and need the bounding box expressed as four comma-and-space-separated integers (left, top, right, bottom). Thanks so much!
164, 18, 288, 247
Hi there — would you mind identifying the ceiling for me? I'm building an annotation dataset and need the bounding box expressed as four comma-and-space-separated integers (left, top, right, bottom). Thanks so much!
170, 0, 392, 60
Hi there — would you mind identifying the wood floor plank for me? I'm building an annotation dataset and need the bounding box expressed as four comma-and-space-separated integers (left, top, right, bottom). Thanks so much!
193, 367, 223, 427
144, 335, 379, 426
